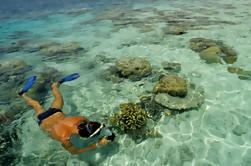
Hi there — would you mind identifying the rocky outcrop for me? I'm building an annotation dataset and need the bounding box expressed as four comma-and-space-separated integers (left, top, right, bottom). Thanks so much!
154, 83, 204, 110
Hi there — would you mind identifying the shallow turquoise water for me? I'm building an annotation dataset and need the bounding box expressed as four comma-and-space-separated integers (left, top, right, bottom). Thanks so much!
0, 0, 251, 166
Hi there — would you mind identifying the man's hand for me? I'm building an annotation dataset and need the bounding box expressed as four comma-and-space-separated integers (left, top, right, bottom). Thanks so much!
98, 136, 111, 146
62, 141, 97, 154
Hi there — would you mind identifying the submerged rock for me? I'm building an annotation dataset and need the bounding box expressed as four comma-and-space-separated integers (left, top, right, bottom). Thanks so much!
0, 42, 22, 54
190, 38, 237, 64
21, 40, 59, 53
232, 125, 247, 136
199, 46, 222, 63
227, 66, 251, 80
190, 38, 219, 52
161, 62, 181, 73
41, 42, 83, 56
154, 83, 204, 110
115, 57, 152, 80
139, 95, 164, 121
153, 74, 187, 98
163, 26, 186, 35
221, 46, 238, 64
0, 60, 31, 102
0, 60, 31, 81
39, 41, 85, 62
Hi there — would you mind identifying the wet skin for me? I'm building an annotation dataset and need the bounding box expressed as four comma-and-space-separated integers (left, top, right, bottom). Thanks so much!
21, 82, 111, 154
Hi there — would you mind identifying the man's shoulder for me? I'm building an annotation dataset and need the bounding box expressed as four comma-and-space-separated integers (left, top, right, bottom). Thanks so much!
65, 116, 88, 123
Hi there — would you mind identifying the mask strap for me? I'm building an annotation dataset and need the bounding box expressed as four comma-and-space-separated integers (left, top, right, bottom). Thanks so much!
89, 124, 103, 138
85, 123, 92, 134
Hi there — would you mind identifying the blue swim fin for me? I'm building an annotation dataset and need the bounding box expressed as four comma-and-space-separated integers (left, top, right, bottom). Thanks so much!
58, 73, 80, 84
18, 76, 37, 95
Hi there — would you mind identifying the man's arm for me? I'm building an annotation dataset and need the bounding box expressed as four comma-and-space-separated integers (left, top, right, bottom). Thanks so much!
62, 140, 97, 154
80, 116, 90, 123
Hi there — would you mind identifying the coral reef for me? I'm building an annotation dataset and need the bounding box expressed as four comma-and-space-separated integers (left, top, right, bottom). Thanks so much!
153, 74, 187, 97
114, 57, 152, 80
189, 38, 237, 64
109, 103, 147, 131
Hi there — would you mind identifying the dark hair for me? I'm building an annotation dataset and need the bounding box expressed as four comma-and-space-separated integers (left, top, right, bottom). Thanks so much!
78, 121, 101, 138
106, 133, 115, 142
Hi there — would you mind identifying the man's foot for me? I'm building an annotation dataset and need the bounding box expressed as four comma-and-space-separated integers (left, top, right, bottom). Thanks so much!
51, 82, 59, 88
58, 73, 80, 84
18, 76, 37, 96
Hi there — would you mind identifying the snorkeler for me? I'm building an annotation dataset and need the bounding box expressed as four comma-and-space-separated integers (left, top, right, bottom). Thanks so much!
18, 73, 115, 154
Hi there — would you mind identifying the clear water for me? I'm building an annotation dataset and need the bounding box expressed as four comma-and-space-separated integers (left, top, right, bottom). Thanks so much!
0, 0, 251, 165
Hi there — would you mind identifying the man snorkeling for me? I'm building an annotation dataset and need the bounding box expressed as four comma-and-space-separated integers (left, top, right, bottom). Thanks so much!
19, 73, 115, 154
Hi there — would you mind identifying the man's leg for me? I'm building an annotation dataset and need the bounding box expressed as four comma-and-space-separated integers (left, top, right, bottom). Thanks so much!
50, 82, 64, 110
22, 93, 45, 116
